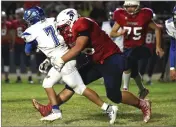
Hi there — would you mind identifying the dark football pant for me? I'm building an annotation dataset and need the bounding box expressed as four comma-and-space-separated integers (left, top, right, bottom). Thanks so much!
35, 51, 46, 69
14, 44, 31, 67
2, 44, 10, 66
123, 46, 151, 78
66, 53, 125, 103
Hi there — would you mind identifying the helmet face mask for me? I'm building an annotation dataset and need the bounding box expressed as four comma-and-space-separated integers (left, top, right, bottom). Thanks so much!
123, 1, 140, 15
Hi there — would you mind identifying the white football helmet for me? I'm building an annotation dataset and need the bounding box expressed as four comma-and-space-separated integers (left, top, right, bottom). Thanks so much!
56, 8, 79, 29
123, 0, 140, 15
2, 11, 6, 17
15, 8, 24, 14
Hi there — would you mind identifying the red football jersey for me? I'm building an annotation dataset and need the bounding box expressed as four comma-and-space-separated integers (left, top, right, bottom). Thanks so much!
145, 24, 163, 53
113, 8, 153, 48
1, 21, 12, 44
71, 17, 121, 64
145, 28, 155, 53
11, 20, 27, 44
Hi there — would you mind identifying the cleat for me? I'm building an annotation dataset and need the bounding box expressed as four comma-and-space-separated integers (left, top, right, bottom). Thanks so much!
139, 99, 152, 123
28, 77, 34, 84
106, 105, 118, 124
40, 112, 62, 121
139, 88, 149, 99
146, 80, 152, 85
5, 78, 10, 83
32, 99, 52, 116
16, 76, 22, 83
158, 78, 165, 82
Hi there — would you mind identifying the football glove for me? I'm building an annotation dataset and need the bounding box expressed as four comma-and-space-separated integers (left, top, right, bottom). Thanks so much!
39, 58, 51, 74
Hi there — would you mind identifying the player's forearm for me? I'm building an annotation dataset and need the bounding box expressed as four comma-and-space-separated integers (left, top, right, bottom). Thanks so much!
61, 46, 81, 63
170, 37, 176, 69
110, 31, 122, 38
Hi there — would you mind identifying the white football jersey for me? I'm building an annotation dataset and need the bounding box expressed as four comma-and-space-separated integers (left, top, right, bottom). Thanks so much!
102, 21, 124, 52
22, 18, 68, 58
165, 18, 176, 39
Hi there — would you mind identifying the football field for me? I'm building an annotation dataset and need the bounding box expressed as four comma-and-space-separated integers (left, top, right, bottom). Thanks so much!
1, 76, 176, 126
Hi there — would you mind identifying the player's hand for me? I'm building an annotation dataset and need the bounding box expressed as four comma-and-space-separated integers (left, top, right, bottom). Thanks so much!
156, 47, 164, 58
170, 69, 176, 80
51, 57, 65, 72
39, 58, 51, 74
120, 29, 128, 35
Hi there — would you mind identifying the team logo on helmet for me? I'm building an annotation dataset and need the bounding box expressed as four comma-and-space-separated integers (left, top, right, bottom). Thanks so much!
66, 10, 75, 21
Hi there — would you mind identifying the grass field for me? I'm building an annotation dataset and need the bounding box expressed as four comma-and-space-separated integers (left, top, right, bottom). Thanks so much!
1, 76, 176, 126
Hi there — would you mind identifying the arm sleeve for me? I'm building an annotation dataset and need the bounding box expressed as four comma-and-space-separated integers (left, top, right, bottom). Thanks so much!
25, 39, 38, 54
170, 37, 176, 68
77, 30, 89, 37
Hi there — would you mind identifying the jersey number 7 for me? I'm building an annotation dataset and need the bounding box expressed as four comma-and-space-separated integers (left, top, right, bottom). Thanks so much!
44, 25, 60, 47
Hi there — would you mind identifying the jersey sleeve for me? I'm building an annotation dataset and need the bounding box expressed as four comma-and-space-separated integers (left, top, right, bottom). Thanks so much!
143, 8, 153, 22
113, 9, 122, 24
21, 28, 37, 43
74, 18, 90, 33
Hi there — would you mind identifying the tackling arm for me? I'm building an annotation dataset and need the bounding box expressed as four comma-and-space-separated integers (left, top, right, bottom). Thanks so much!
61, 35, 89, 63
110, 22, 126, 38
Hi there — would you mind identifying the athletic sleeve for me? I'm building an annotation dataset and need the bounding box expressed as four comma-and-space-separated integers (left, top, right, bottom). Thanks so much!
170, 37, 176, 68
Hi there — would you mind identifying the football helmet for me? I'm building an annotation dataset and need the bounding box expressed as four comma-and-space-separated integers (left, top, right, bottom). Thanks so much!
32, 6, 45, 20
15, 8, 24, 19
23, 7, 45, 25
2, 11, 6, 17
2, 11, 6, 23
123, 0, 140, 15
173, 6, 176, 23
108, 11, 113, 21
56, 8, 80, 29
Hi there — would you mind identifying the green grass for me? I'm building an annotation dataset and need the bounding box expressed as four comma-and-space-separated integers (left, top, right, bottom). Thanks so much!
1, 77, 176, 126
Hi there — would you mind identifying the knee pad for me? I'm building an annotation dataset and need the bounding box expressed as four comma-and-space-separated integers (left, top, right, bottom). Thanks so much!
62, 69, 86, 95
42, 67, 62, 88
73, 84, 86, 95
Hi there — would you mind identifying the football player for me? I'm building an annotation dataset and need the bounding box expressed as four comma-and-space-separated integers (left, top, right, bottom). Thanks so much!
165, 6, 176, 81
34, 8, 152, 123
22, 6, 118, 124
1, 11, 12, 83
101, 10, 124, 52
11, 7, 34, 84
110, 1, 164, 98
139, 14, 162, 85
